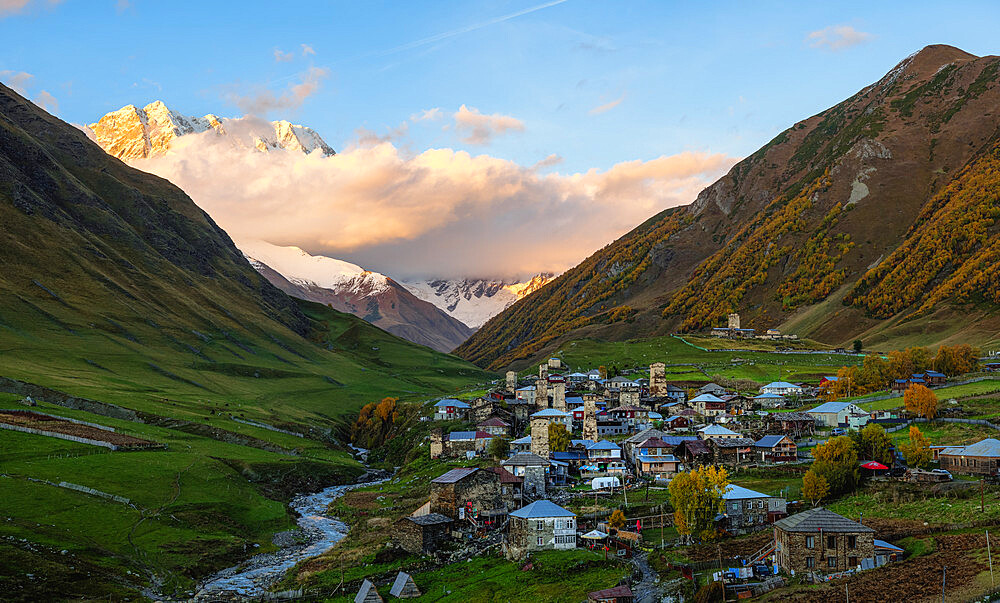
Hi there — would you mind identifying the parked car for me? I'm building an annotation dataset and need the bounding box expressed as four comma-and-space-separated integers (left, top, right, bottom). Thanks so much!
931, 469, 953, 479
831, 428, 846, 436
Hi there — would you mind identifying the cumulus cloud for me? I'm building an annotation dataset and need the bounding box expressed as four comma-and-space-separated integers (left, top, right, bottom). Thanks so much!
807, 25, 873, 51
411, 107, 443, 122
589, 93, 625, 115
130, 131, 737, 279
0, 70, 33, 94
452, 104, 524, 145
301, 43, 315, 56
33, 89, 57, 113
0, 0, 61, 17
273, 48, 294, 62
224, 66, 329, 116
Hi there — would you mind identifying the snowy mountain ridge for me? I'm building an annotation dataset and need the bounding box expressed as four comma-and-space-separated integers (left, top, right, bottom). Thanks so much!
402, 274, 555, 329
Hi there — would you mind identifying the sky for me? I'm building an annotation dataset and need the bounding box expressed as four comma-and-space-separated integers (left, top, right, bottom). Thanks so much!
4, 0, 1000, 279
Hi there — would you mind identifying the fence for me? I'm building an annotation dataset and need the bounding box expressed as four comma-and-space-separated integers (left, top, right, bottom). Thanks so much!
231, 416, 306, 438
24, 476, 134, 507
0, 422, 118, 449
854, 376, 1000, 406
886, 416, 1000, 434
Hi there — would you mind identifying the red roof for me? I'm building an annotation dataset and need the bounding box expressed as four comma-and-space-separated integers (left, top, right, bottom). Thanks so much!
588, 585, 634, 599
861, 461, 888, 470
478, 417, 510, 427
485, 466, 523, 484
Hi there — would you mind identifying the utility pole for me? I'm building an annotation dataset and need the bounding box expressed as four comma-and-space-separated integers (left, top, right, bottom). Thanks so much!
982, 479, 985, 513
989, 530, 995, 588
941, 565, 947, 603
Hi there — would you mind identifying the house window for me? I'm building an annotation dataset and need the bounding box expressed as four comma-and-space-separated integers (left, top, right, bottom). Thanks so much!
849, 556, 858, 567
827, 535, 836, 549
847, 535, 857, 549
805, 536, 815, 549
537, 536, 543, 546
828, 557, 837, 568
536, 521, 544, 530
805, 556, 815, 568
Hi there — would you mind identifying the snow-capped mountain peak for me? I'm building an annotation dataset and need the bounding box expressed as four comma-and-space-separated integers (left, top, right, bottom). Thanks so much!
239, 240, 389, 296
402, 275, 555, 329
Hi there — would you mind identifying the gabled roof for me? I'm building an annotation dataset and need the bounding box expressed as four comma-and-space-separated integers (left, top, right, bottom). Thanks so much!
431, 467, 479, 483
698, 424, 738, 436
770, 411, 816, 422
477, 417, 509, 427
754, 392, 785, 399
510, 499, 575, 519
405, 513, 452, 526
942, 438, 1000, 458
434, 398, 470, 408
711, 437, 755, 448
589, 439, 622, 451
502, 453, 549, 466
690, 393, 724, 403
763, 381, 801, 389
624, 428, 667, 445
637, 454, 679, 463
448, 430, 493, 441
722, 484, 771, 500
484, 466, 523, 483
511, 435, 531, 444
660, 436, 699, 445
531, 408, 571, 418
772, 507, 873, 533
755, 434, 792, 448
924, 370, 946, 378
678, 439, 711, 455
516, 385, 536, 391
808, 401, 856, 414
640, 437, 670, 448
608, 404, 646, 413
552, 451, 587, 461
664, 415, 687, 423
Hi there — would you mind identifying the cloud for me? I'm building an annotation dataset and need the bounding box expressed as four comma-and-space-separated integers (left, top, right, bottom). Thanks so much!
0, 0, 61, 17
452, 105, 524, 145
411, 107, 443, 122
33, 90, 57, 113
301, 43, 315, 56
589, 93, 625, 115
532, 154, 563, 170
129, 130, 737, 279
807, 25, 873, 51
0, 70, 34, 95
115, 0, 130, 12
273, 48, 294, 62
224, 66, 329, 116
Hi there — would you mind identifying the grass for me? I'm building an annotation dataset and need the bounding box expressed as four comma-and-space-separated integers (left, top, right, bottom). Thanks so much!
829, 481, 1000, 524
889, 421, 999, 447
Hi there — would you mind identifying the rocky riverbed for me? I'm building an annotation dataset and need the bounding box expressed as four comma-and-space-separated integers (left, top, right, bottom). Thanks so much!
193, 469, 389, 600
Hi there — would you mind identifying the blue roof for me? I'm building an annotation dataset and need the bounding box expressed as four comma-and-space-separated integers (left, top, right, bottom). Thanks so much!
690, 393, 724, 403
648, 412, 662, 419
552, 451, 586, 461
516, 385, 536, 391
874, 539, 903, 552
754, 393, 785, 399
660, 436, 699, 445
511, 436, 531, 444
588, 440, 621, 450
448, 431, 488, 440
435, 399, 469, 408
722, 484, 770, 500
572, 439, 596, 447
566, 396, 584, 406
808, 401, 855, 414
637, 454, 678, 463
755, 435, 790, 448
510, 500, 575, 519
763, 381, 800, 389
531, 408, 571, 418
924, 370, 946, 377
699, 425, 738, 435
947, 438, 1000, 458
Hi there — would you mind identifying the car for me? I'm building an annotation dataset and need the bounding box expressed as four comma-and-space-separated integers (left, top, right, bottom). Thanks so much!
931, 469, 952, 478
831, 428, 846, 436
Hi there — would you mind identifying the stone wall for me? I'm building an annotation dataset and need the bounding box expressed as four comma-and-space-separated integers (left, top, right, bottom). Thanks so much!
429, 470, 504, 520
523, 464, 546, 498
534, 378, 549, 410
429, 429, 444, 459
506, 371, 518, 393
551, 381, 566, 412
506, 515, 576, 559
583, 399, 598, 441
394, 518, 451, 554
530, 418, 550, 458
649, 362, 667, 396
776, 528, 874, 574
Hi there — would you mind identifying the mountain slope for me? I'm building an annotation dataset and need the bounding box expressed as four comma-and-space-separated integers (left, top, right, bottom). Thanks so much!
241, 241, 475, 352
401, 274, 554, 329
457, 45, 1000, 369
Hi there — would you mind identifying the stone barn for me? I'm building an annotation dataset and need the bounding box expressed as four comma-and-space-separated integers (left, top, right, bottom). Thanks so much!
394, 513, 452, 555
429, 467, 505, 522
773, 507, 874, 575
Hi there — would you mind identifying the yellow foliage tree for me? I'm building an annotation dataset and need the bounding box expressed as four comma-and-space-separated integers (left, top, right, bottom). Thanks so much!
668, 465, 729, 543
802, 469, 829, 506
904, 383, 938, 419
811, 436, 859, 496
608, 508, 626, 531
549, 422, 571, 452
900, 425, 933, 468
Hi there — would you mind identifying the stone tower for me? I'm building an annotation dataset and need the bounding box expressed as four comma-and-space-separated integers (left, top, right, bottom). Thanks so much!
534, 377, 549, 410
551, 379, 566, 412
429, 428, 444, 459
530, 418, 550, 458
582, 398, 598, 442
649, 362, 667, 396
620, 386, 640, 407
506, 370, 518, 393
523, 464, 546, 498
728, 313, 741, 329
539, 364, 549, 380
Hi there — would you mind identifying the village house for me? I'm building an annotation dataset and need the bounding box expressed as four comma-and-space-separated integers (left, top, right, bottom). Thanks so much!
690, 393, 727, 417
510, 435, 531, 454
501, 453, 549, 497
807, 401, 865, 427
393, 513, 453, 555
676, 438, 712, 467
698, 424, 741, 440
597, 419, 628, 436
516, 385, 537, 406
567, 372, 590, 385
662, 383, 687, 403
720, 485, 787, 534
634, 437, 680, 478
606, 404, 650, 430
767, 412, 816, 437
760, 381, 804, 396
662, 415, 691, 430
429, 429, 492, 459
710, 437, 755, 467
433, 398, 470, 421
587, 585, 634, 603
530, 408, 573, 430
477, 417, 510, 437
485, 466, 524, 509
429, 468, 506, 523
754, 392, 786, 409
506, 500, 577, 559
939, 438, 1000, 476
468, 396, 504, 423
696, 383, 728, 397
773, 507, 875, 575
754, 434, 798, 463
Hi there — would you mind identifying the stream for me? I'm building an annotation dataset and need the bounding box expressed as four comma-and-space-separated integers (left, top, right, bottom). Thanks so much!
193, 460, 385, 599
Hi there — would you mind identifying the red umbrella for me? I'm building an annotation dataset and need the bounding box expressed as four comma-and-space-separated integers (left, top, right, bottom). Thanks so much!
861, 461, 888, 470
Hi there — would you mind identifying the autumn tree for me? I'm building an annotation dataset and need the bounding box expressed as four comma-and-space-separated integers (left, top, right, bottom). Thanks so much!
900, 425, 932, 468
811, 436, 859, 496
669, 465, 729, 543
351, 397, 400, 448
802, 469, 830, 506
904, 383, 939, 419
608, 508, 626, 531
888, 347, 931, 380
853, 339, 863, 354
932, 344, 979, 376
488, 437, 510, 459
598, 366, 608, 380
549, 422, 571, 452
852, 422, 893, 466
857, 355, 890, 392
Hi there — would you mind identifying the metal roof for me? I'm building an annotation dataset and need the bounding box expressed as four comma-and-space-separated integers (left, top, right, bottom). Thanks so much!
690, 393, 724, 403
502, 453, 549, 466
755, 434, 791, 448
808, 401, 856, 414
588, 439, 621, 450
431, 467, 479, 484
754, 392, 785, 399
509, 499, 575, 519
763, 381, 801, 389
405, 513, 452, 526
511, 436, 531, 444
477, 417, 509, 427
722, 484, 771, 500
698, 424, 738, 435
434, 398, 470, 408
942, 438, 1000, 458
711, 437, 755, 448
874, 539, 903, 552
637, 454, 679, 463
772, 507, 873, 533
447, 430, 492, 441
530, 408, 571, 418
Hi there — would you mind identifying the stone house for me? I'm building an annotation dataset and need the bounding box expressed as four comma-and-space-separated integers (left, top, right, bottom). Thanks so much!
754, 392, 786, 409
394, 513, 453, 555
767, 412, 816, 437
676, 438, 712, 467
690, 393, 727, 417
607, 404, 649, 430
468, 397, 504, 423
507, 500, 577, 559
530, 408, 573, 430
501, 453, 549, 497
710, 437, 755, 467
516, 385, 537, 406
719, 485, 786, 534
485, 466, 524, 510
698, 424, 740, 440
806, 402, 865, 428
662, 415, 691, 430
754, 434, 798, 463
760, 381, 804, 396
939, 438, 1000, 476
477, 417, 510, 437
429, 468, 505, 522
433, 398, 469, 421
510, 435, 532, 454
773, 507, 875, 575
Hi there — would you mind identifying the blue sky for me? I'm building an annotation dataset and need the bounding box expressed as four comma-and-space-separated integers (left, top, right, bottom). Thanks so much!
4, 1, 1000, 279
